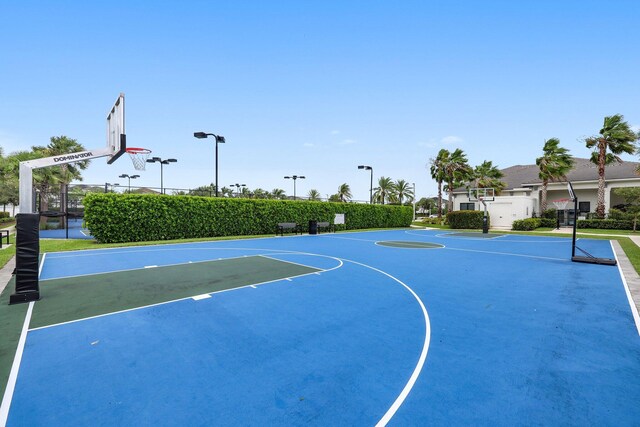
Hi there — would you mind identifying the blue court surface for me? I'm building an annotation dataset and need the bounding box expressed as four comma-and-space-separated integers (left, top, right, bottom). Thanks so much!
39, 218, 93, 240
2, 229, 640, 426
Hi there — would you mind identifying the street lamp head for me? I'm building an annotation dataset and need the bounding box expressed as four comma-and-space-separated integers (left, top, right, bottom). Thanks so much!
167, 158, 177, 163
119, 174, 128, 178
131, 175, 140, 179
216, 135, 226, 144
358, 165, 372, 171
193, 132, 208, 139
299, 176, 306, 179
284, 176, 291, 179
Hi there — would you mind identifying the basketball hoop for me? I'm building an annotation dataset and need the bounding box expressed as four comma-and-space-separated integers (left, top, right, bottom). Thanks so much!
551, 198, 570, 210
126, 147, 152, 171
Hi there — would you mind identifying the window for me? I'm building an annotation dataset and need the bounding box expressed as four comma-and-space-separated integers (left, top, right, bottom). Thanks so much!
578, 201, 590, 213
460, 203, 475, 210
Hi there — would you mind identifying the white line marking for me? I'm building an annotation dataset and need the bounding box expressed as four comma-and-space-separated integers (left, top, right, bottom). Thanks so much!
192, 294, 211, 301
144, 265, 158, 269
38, 252, 47, 278
250, 285, 257, 288
0, 301, 34, 426
611, 241, 640, 336
445, 246, 567, 262
285, 278, 292, 282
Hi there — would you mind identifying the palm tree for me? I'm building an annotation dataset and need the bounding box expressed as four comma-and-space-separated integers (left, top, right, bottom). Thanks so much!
252, 188, 268, 199
307, 189, 321, 201
429, 149, 449, 218
443, 148, 472, 212
585, 114, 639, 217
373, 176, 394, 204
271, 188, 286, 200
394, 179, 414, 205
337, 183, 352, 202
536, 138, 573, 213
472, 160, 506, 194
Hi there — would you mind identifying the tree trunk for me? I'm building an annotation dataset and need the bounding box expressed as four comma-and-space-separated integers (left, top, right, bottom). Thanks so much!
447, 180, 454, 213
437, 182, 443, 218
596, 145, 606, 218
540, 180, 548, 214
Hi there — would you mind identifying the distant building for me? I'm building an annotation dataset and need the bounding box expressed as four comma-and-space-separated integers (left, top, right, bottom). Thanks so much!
451, 158, 640, 228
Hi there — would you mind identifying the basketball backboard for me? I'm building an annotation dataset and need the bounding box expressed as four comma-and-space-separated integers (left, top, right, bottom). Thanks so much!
468, 188, 495, 202
106, 93, 126, 164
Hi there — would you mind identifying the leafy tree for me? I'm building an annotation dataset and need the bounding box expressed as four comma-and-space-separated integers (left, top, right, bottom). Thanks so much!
536, 138, 573, 213
442, 148, 472, 212
394, 179, 414, 205
252, 188, 269, 199
337, 183, 352, 202
307, 189, 321, 201
429, 149, 449, 218
585, 114, 639, 217
613, 187, 640, 231
373, 176, 394, 205
416, 197, 436, 216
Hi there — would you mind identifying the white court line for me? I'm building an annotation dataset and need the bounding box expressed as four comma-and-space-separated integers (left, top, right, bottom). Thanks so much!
444, 246, 567, 262
0, 301, 34, 427
318, 235, 379, 243
404, 230, 573, 243
611, 241, 640, 336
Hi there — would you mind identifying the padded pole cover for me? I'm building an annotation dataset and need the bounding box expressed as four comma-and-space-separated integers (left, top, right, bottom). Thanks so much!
10, 213, 40, 304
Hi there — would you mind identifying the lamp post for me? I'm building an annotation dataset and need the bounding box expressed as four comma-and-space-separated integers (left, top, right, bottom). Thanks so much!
119, 174, 140, 193
146, 157, 177, 194
230, 183, 246, 197
194, 132, 226, 197
412, 182, 416, 221
284, 175, 305, 200
358, 165, 374, 204
104, 183, 120, 193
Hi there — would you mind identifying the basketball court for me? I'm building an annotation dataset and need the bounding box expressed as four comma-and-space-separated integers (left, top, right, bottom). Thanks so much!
1, 229, 640, 426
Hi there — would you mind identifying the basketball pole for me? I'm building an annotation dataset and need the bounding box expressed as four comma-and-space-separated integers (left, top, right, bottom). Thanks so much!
571, 194, 578, 258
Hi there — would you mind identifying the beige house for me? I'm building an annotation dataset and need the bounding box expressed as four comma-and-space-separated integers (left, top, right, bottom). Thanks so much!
451, 158, 640, 229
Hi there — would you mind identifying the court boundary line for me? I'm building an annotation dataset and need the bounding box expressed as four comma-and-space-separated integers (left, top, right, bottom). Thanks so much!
258, 254, 343, 273
374, 241, 445, 250
29, 254, 344, 332
611, 241, 640, 336
444, 246, 568, 262
0, 301, 34, 426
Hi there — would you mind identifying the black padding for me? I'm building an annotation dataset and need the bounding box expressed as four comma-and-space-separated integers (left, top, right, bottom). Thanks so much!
10, 213, 40, 304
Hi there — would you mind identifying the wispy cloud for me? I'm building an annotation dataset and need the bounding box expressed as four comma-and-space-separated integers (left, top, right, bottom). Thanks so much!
330, 130, 340, 135
440, 135, 463, 145
340, 139, 357, 145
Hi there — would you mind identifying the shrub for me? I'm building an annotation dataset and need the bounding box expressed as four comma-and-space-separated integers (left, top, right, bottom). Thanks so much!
0, 212, 9, 218
539, 218, 557, 228
577, 219, 633, 230
84, 194, 413, 243
447, 211, 487, 229
542, 208, 557, 219
512, 218, 541, 231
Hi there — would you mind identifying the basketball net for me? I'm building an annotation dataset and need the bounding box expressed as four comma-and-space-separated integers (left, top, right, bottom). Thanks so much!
551, 198, 570, 210
126, 148, 152, 171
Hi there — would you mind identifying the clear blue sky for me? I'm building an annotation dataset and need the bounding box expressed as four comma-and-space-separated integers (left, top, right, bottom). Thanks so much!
1, 1, 638, 201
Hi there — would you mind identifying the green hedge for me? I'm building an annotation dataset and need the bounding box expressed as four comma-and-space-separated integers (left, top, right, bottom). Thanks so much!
512, 218, 540, 231
539, 218, 556, 228
0, 212, 9, 219
84, 194, 413, 243
577, 219, 633, 230
446, 211, 487, 229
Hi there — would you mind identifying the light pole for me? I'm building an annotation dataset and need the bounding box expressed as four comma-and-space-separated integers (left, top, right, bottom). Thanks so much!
284, 175, 305, 200
104, 183, 120, 193
194, 132, 226, 197
412, 182, 416, 221
230, 183, 246, 197
146, 157, 177, 194
119, 174, 140, 193
358, 165, 374, 204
